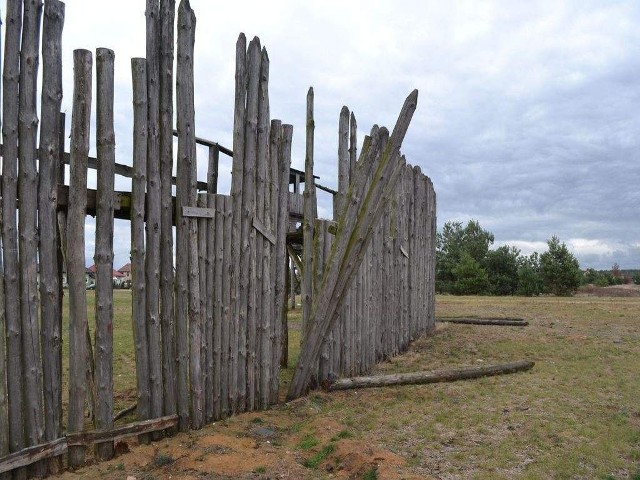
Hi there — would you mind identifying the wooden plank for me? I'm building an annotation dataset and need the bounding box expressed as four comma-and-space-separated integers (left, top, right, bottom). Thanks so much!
198, 194, 212, 423
94, 47, 116, 461
253, 217, 276, 246
220, 195, 232, 416
208, 194, 220, 420
0, 415, 179, 475
130, 57, 151, 445
229, 33, 247, 415
182, 206, 216, 219
208, 145, 219, 194
67, 49, 93, 468
38, 2, 65, 473
145, 0, 164, 437
159, 0, 177, 426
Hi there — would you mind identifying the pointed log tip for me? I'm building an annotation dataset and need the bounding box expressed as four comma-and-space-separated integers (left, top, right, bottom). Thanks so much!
350, 112, 357, 123
307, 86, 314, 96
237, 32, 247, 44
340, 106, 349, 116
261, 47, 269, 62
406, 89, 419, 107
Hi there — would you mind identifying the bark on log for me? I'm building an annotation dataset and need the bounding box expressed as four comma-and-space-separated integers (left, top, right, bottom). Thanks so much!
229, 33, 247, 415
326, 360, 535, 391
437, 318, 529, 326
38, 1, 64, 473
130, 58, 151, 444
159, 0, 177, 423
67, 49, 93, 469
94, 47, 116, 461
145, 0, 164, 433
18, 4, 45, 476
301, 87, 316, 336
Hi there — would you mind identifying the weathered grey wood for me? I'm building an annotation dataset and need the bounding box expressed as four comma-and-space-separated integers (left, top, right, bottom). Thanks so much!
0, 207, 9, 478
0, 415, 180, 475
208, 145, 219, 194
206, 194, 219, 420
349, 112, 357, 180
438, 318, 528, 326
242, 37, 261, 411
274, 124, 293, 395
327, 360, 535, 391
256, 46, 271, 409
268, 119, 281, 397
229, 33, 247, 414
301, 87, 316, 336
212, 195, 224, 418
130, 58, 151, 445
145, 0, 164, 434
177, 0, 203, 429
288, 91, 418, 399
94, 47, 116, 461
316, 221, 329, 383
182, 206, 216, 218
17, 4, 45, 476
220, 195, 232, 416
38, 2, 64, 471
428, 178, 437, 332
197, 194, 212, 423
334, 106, 350, 220
159, 0, 177, 424
67, 49, 93, 468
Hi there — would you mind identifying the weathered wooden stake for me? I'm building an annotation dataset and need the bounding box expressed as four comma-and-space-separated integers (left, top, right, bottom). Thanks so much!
302, 87, 316, 336
67, 49, 93, 469
38, 1, 64, 473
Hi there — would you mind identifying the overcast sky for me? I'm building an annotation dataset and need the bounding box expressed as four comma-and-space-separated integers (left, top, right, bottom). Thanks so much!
57, 0, 639, 270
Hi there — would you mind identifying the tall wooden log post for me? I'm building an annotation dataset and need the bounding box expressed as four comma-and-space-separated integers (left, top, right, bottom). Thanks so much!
0, 9, 6, 477
176, 0, 202, 430
229, 33, 247, 415
288, 91, 418, 400
241, 37, 260, 412
336, 106, 350, 375
145, 0, 164, 432
301, 87, 316, 336
256, 47, 271, 410
38, 0, 64, 473
2, 3, 25, 474
67, 49, 93, 469
18, 3, 45, 476
94, 47, 116, 461
159, 0, 177, 422
130, 58, 151, 444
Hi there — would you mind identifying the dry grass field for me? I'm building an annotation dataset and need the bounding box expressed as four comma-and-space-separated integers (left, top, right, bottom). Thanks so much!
55, 293, 640, 479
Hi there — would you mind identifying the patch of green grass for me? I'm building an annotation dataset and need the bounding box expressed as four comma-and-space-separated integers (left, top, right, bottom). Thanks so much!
362, 466, 378, 480
331, 429, 353, 441
303, 443, 335, 469
254, 465, 267, 474
297, 434, 319, 450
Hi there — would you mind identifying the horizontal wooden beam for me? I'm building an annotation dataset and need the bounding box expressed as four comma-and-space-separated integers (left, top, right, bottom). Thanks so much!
0, 415, 179, 474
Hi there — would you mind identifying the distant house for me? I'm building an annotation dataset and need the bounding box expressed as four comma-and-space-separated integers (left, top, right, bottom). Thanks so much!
118, 263, 132, 283
86, 264, 127, 287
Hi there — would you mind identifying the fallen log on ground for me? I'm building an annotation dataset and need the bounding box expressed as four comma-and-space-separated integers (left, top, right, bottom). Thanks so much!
325, 360, 534, 391
437, 317, 529, 326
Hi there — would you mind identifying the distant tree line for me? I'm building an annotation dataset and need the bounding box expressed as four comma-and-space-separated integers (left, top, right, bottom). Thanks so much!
436, 220, 583, 296
583, 264, 639, 286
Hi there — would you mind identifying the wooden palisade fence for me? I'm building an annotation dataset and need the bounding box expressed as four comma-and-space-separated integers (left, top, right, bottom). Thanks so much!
0, 0, 436, 477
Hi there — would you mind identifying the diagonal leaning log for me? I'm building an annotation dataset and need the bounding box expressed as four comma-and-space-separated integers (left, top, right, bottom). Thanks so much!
287, 90, 418, 400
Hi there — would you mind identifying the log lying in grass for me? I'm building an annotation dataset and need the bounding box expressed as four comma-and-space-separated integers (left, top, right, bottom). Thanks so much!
437, 317, 528, 326
325, 360, 534, 391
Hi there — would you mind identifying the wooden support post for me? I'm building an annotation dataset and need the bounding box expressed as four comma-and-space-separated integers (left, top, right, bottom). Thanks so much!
197, 194, 211, 423
257, 47, 271, 410
220, 195, 232, 416
145, 0, 164, 434
241, 37, 261, 412
38, 1, 65, 473
176, 0, 202, 430
130, 58, 151, 444
229, 33, 247, 414
159, 0, 177, 423
302, 87, 316, 337
17, 3, 45, 476
67, 49, 93, 469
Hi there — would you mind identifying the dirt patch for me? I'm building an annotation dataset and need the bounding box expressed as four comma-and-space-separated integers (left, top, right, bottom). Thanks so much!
577, 284, 640, 297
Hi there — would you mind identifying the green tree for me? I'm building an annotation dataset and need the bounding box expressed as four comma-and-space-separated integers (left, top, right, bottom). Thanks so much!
633, 272, 640, 285
540, 236, 582, 296
517, 252, 543, 296
485, 245, 520, 295
436, 220, 494, 293
451, 251, 490, 295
